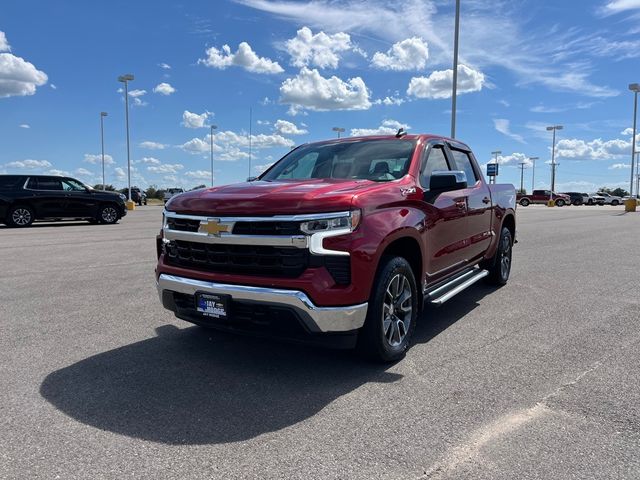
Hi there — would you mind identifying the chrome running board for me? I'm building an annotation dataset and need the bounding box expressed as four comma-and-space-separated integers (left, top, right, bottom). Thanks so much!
425, 268, 489, 306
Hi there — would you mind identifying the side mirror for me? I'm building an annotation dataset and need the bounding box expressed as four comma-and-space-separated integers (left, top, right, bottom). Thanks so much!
246, 176, 258, 182
429, 170, 467, 192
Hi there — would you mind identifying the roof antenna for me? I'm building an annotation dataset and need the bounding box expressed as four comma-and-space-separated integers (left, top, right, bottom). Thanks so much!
395, 127, 407, 138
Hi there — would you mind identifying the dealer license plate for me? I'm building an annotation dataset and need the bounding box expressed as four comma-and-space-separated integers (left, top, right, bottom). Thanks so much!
195, 292, 230, 319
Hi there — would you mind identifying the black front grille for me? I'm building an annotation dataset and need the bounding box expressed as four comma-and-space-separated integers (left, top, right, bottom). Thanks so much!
165, 240, 308, 277
232, 221, 302, 236
167, 217, 200, 232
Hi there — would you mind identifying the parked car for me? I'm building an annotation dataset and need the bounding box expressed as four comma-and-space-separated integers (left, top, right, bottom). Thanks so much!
595, 192, 623, 206
560, 192, 584, 206
590, 193, 606, 205
0, 174, 127, 227
130, 187, 147, 206
156, 134, 517, 362
163, 188, 184, 204
517, 190, 571, 207
581, 193, 597, 205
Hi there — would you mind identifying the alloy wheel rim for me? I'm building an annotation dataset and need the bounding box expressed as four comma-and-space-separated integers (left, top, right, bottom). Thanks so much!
102, 207, 117, 222
382, 273, 412, 347
12, 208, 31, 226
500, 235, 512, 279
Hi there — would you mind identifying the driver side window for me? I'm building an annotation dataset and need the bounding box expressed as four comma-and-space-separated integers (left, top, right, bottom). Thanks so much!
420, 145, 450, 188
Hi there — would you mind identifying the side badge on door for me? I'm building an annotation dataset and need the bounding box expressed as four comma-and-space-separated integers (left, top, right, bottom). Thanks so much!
401, 187, 416, 196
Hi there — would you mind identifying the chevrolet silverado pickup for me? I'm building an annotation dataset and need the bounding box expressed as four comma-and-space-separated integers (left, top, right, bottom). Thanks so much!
156, 134, 516, 361
517, 190, 570, 207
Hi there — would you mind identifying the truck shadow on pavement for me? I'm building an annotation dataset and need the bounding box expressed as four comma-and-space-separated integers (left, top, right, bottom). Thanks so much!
39, 284, 493, 445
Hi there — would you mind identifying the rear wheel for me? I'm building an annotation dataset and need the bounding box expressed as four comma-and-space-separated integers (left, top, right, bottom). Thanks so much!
357, 256, 418, 363
8, 205, 35, 227
612, 200, 619, 206
519, 198, 530, 207
555, 199, 566, 207
484, 227, 513, 286
97, 205, 119, 224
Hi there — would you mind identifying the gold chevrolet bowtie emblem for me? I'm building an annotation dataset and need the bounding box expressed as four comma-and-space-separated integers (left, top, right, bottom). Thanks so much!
200, 218, 229, 236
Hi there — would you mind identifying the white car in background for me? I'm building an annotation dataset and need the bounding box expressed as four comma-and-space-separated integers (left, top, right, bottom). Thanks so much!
163, 188, 184, 204
595, 192, 623, 206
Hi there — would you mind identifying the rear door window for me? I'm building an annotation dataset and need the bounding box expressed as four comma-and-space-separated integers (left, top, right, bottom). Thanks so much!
449, 149, 478, 185
28, 177, 63, 190
0, 176, 23, 191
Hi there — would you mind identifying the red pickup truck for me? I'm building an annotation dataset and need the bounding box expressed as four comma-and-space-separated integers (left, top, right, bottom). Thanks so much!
517, 190, 571, 207
156, 134, 516, 361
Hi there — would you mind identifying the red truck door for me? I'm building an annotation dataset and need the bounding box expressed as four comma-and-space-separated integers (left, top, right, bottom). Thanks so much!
446, 146, 493, 263
418, 141, 469, 282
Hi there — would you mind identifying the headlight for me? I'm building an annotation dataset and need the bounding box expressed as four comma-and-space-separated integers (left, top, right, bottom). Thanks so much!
300, 210, 361, 234
119, 193, 126, 200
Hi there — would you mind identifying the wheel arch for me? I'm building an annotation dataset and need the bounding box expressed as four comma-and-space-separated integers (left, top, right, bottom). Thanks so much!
378, 236, 423, 294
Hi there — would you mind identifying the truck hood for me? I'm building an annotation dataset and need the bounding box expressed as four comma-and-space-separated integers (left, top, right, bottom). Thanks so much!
166, 179, 379, 215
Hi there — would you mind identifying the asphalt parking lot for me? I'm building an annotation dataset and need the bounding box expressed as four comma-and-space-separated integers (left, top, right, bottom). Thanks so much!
1, 205, 639, 479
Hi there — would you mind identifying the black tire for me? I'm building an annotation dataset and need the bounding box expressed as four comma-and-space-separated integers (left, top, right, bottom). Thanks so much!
588, 199, 594, 205
97, 204, 120, 224
572, 200, 583, 206
555, 199, 565, 207
7, 205, 35, 227
483, 227, 513, 286
519, 198, 530, 207
357, 256, 418, 363
612, 200, 619, 206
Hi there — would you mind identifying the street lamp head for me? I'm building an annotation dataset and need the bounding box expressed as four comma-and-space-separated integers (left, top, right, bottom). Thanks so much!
210, 124, 218, 130
332, 127, 345, 132
491, 150, 501, 155
100, 111, 108, 117
529, 156, 539, 160
630, 83, 640, 92
546, 125, 563, 131
118, 74, 134, 82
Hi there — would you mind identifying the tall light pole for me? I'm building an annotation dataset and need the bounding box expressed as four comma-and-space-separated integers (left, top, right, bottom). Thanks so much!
450, 0, 461, 139
209, 124, 217, 187
518, 161, 527, 194
629, 84, 639, 198
100, 112, 108, 191
546, 125, 563, 195
332, 127, 345, 138
490, 150, 501, 184
529, 156, 539, 192
118, 74, 134, 204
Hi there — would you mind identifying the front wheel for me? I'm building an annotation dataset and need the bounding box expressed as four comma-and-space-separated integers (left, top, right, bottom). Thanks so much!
483, 227, 513, 286
357, 256, 418, 363
98, 205, 119, 224
612, 200, 619, 206
555, 199, 565, 207
519, 198, 530, 207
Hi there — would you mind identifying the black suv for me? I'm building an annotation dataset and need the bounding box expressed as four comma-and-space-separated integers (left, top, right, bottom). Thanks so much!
560, 192, 584, 206
0, 175, 127, 227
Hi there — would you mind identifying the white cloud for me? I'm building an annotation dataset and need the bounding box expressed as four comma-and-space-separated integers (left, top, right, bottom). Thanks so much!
0, 52, 48, 98
114, 167, 126, 180
182, 110, 210, 128
407, 64, 485, 99
128, 89, 146, 98
50, 84, 57, 90
285, 27, 352, 69
214, 130, 295, 149
199, 42, 284, 74
5, 159, 52, 169
218, 148, 251, 162
274, 119, 307, 135
373, 95, 405, 106
47, 169, 70, 176
19, 123, 30, 128
147, 163, 184, 174
139, 141, 167, 150
0, 31, 10, 52
185, 170, 212, 179
556, 137, 632, 160
621, 128, 635, 136
159, 62, 171, 69
492, 152, 533, 167
371, 37, 429, 71
493, 119, 526, 144
75, 168, 93, 176
153, 82, 176, 95
84, 153, 114, 165
601, 0, 640, 14
138, 157, 161, 165
254, 162, 275, 174
609, 163, 631, 169
350, 119, 410, 136
180, 137, 213, 154
280, 67, 371, 112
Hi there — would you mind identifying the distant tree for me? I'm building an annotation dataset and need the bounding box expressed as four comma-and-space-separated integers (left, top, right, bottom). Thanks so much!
611, 187, 629, 197
517, 188, 527, 195
93, 183, 116, 191
145, 185, 159, 199
192, 184, 206, 190
599, 187, 613, 194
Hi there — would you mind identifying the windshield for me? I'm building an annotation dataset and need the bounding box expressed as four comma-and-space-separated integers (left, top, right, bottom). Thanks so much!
261, 139, 418, 182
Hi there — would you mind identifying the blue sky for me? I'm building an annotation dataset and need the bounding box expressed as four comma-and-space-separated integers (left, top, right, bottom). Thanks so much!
1, 0, 639, 193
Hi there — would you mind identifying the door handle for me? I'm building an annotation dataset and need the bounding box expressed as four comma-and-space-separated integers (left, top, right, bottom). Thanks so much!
482, 197, 491, 204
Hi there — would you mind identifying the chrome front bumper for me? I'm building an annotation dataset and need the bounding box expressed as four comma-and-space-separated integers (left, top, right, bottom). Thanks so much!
157, 274, 368, 333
